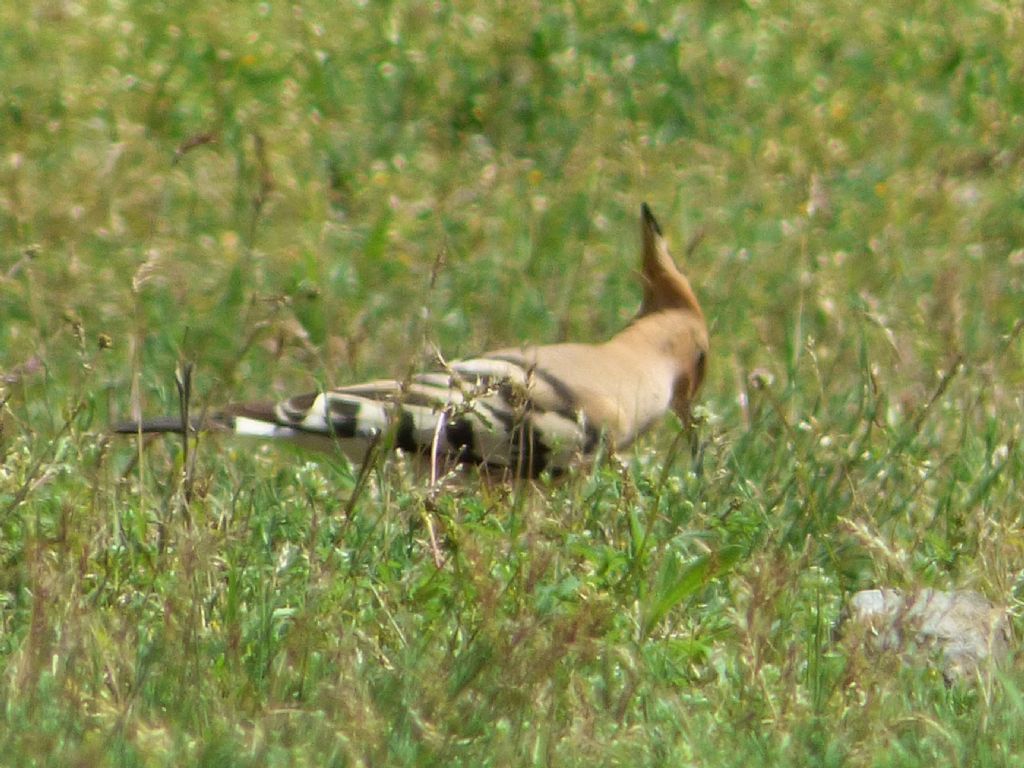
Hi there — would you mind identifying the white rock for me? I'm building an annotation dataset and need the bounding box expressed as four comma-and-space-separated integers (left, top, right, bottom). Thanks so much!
842, 588, 1011, 683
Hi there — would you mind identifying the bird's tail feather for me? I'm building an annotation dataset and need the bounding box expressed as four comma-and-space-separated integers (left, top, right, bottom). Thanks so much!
111, 415, 206, 434
111, 403, 274, 436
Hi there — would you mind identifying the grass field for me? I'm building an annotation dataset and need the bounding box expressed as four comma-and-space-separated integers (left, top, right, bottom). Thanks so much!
2, 1, 1024, 765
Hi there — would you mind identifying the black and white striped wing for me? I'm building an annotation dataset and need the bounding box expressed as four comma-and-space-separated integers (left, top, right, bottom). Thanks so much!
260, 356, 599, 475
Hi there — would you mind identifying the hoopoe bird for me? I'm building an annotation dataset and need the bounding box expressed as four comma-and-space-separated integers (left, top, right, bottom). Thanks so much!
115, 204, 708, 478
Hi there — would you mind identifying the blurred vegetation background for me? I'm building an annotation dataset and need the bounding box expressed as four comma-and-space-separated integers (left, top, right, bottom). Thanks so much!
2, 1, 1023, 765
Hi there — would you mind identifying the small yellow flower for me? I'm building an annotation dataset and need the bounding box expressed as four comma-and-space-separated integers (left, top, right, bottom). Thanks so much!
220, 230, 240, 255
